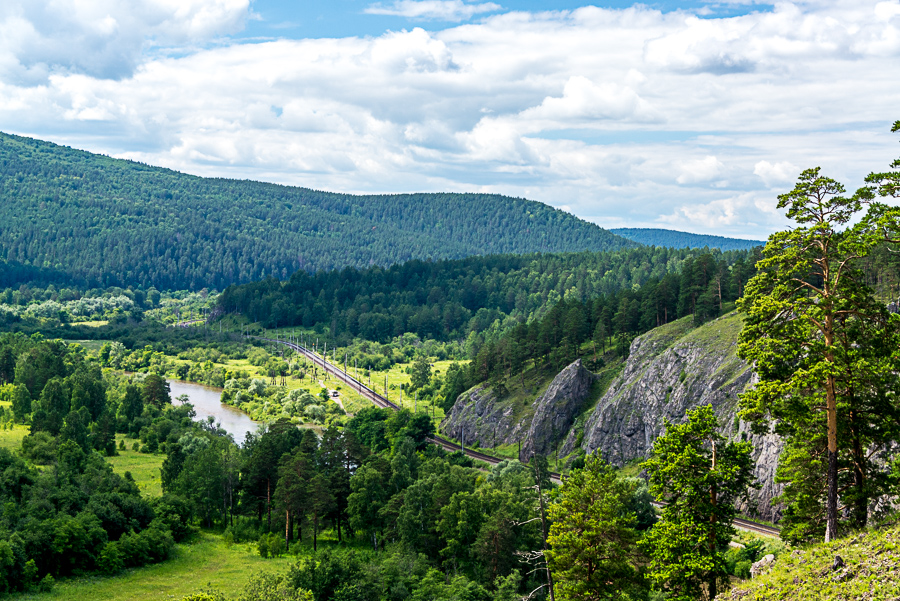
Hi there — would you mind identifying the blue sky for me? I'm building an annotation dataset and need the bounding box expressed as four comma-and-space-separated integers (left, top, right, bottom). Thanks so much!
0, 0, 898, 238
239, 0, 770, 39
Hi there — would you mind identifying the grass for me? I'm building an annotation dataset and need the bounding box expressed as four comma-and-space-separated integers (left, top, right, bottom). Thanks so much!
9, 532, 296, 601
724, 523, 900, 600
64, 339, 108, 352
107, 434, 165, 497
0, 423, 28, 451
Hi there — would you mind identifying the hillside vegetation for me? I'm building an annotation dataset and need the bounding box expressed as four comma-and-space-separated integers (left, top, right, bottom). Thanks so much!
611, 228, 764, 251
720, 522, 900, 600
219, 246, 757, 342
0, 132, 632, 290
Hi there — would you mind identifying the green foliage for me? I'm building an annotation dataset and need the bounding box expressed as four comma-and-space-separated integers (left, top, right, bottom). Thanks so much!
0, 131, 633, 291
610, 228, 763, 251
546, 454, 646, 600
257, 533, 286, 559
641, 405, 754, 601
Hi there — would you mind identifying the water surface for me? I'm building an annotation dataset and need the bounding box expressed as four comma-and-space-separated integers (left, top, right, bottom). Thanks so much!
167, 379, 260, 444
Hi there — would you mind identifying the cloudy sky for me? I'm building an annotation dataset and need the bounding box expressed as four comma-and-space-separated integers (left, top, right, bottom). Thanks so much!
1, 0, 899, 238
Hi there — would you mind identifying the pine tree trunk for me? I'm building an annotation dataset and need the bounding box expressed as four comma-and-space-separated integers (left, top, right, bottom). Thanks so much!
285, 510, 290, 550
709, 441, 718, 600
825, 372, 839, 542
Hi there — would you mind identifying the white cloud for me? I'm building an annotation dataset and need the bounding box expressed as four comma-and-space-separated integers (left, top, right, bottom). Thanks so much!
677, 156, 725, 185
364, 0, 501, 21
1, 0, 899, 239
0, 0, 250, 82
754, 160, 800, 188
520, 76, 658, 123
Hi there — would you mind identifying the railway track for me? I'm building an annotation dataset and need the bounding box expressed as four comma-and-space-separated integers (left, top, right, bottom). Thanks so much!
259, 336, 779, 537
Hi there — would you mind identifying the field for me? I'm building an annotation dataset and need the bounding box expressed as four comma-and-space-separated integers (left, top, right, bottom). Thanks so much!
10, 532, 296, 601
107, 434, 166, 497
0, 423, 28, 451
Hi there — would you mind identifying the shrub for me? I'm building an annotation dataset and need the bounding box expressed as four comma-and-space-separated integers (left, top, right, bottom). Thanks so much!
98, 542, 124, 574
21, 432, 58, 464
257, 532, 285, 559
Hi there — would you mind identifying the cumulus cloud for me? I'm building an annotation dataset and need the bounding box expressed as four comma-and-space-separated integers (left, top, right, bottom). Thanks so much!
0, 0, 250, 83
677, 156, 725, 185
754, 160, 800, 187
1, 0, 899, 238
364, 0, 501, 21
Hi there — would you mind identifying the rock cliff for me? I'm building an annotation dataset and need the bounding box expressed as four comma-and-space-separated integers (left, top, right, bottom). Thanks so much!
518, 359, 596, 461
569, 312, 783, 521
440, 385, 533, 449
440, 358, 599, 457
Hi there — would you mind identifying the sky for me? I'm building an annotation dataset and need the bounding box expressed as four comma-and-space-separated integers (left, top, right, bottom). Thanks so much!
1, 0, 899, 238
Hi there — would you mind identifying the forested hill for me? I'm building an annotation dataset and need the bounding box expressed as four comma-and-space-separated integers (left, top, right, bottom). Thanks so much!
610, 228, 763, 251
0, 132, 634, 291
219, 246, 757, 343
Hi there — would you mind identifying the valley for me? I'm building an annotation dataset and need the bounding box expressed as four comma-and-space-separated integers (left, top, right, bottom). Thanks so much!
0, 129, 897, 601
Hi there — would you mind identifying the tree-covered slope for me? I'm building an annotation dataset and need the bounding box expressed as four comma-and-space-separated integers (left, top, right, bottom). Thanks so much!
218, 246, 757, 340
611, 228, 763, 251
0, 132, 634, 290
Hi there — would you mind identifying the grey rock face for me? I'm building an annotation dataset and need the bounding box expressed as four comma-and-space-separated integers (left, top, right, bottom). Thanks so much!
573, 313, 783, 521
440, 386, 531, 449
519, 359, 596, 461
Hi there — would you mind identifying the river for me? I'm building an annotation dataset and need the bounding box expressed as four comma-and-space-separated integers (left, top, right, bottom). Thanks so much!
166, 379, 260, 444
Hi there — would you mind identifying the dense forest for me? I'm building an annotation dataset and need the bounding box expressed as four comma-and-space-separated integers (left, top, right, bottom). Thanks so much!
218, 246, 758, 344
610, 228, 764, 251
0, 333, 196, 593
464, 252, 755, 394
0, 132, 634, 291
0, 327, 771, 600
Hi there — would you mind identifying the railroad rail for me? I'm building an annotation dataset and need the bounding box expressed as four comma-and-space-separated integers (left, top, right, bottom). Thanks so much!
259, 336, 779, 537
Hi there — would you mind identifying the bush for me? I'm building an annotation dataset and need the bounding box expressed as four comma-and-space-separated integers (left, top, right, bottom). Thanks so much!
257, 532, 285, 559
21, 432, 58, 464
118, 520, 175, 567
237, 572, 312, 601
37, 574, 54, 593
735, 560, 752, 579
98, 542, 124, 574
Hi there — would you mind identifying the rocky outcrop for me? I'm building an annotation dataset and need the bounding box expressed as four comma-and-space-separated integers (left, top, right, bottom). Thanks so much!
519, 359, 596, 461
568, 312, 783, 521
441, 359, 596, 457
440, 385, 532, 449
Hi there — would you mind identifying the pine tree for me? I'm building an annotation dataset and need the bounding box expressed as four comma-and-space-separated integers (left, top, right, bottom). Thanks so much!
641, 405, 754, 601
546, 454, 645, 600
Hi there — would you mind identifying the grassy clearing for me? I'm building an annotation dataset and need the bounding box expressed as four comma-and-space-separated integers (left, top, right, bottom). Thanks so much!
107, 434, 165, 497
64, 339, 108, 352
0, 423, 28, 451
9, 532, 296, 601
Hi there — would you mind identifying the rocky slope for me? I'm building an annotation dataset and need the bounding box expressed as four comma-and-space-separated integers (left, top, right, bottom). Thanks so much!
568, 312, 782, 521
440, 358, 601, 457
441, 310, 783, 520
440, 384, 533, 449
518, 360, 597, 461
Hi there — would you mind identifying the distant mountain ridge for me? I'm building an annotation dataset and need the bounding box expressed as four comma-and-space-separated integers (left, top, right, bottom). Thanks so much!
0, 132, 635, 291
611, 228, 763, 251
